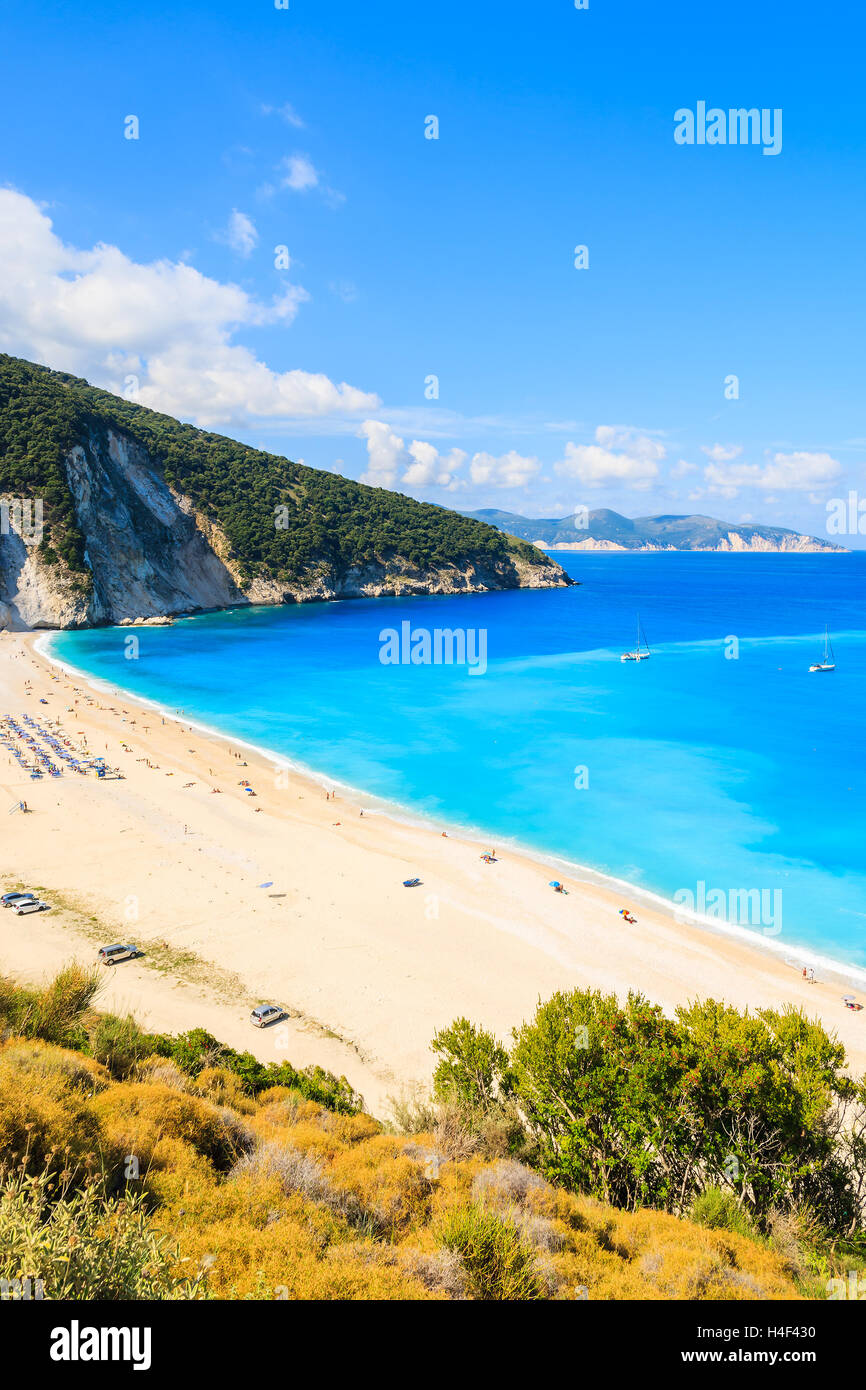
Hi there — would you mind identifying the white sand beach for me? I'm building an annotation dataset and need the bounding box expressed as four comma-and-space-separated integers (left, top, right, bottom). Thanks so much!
0, 629, 863, 1117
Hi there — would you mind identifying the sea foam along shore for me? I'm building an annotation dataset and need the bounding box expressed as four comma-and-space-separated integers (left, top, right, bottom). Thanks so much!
0, 629, 862, 1123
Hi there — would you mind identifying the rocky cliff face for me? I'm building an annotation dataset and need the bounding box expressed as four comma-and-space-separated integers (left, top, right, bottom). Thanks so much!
538, 532, 839, 553
0, 426, 568, 630
710, 532, 836, 553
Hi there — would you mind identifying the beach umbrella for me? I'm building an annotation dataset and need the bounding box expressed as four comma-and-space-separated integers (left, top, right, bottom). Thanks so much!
843, 994, 856, 1002
549, 881, 561, 888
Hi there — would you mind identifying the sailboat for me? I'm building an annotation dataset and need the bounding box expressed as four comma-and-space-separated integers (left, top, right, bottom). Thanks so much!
621, 614, 651, 662
809, 626, 835, 673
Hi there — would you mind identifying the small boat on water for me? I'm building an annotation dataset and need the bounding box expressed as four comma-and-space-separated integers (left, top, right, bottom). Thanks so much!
621, 614, 651, 663
809, 626, 835, 673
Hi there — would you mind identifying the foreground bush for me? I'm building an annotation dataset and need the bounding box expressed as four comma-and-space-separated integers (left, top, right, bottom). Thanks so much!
150, 1028, 363, 1114
92, 1082, 253, 1180
437, 1204, 546, 1300
0, 1168, 207, 1300
690, 1187, 758, 1240
0, 970, 836, 1301
432, 989, 866, 1236
0, 1038, 117, 1180
0, 964, 102, 1051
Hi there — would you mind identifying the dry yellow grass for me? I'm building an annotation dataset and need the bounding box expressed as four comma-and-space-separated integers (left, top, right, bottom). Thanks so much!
1, 1036, 804, 1300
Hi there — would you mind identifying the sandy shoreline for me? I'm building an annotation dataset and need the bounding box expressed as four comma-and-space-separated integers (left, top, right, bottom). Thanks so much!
1, 629, 863, 1116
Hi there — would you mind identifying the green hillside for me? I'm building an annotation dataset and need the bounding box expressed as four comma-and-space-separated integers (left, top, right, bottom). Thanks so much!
0, 355, 552, 588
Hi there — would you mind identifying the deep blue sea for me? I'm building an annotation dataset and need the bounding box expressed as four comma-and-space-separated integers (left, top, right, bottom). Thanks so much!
46, 553, 866, 977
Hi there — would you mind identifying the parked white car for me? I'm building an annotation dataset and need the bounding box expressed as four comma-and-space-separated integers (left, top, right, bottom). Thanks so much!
250, 1004, 286, 1029
98, 944, 140, 966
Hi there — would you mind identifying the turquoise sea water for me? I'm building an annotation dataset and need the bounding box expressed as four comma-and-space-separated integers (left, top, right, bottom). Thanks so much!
47, 553, 866, 977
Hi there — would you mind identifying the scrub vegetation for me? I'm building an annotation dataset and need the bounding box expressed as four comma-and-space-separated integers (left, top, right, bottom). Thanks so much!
2, 966, 862, 1300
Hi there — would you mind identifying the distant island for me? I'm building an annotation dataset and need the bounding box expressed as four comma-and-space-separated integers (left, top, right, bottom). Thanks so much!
0, 356, 569, 630
463, 508, 844, 554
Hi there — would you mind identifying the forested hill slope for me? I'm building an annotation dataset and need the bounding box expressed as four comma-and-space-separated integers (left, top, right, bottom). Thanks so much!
0, 355, 569, 629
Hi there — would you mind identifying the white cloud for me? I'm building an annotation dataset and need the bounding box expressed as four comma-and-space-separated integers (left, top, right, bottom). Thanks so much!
704, 450, 842, 497
278, 155, 345, 207
767, 451, 842, 488
358, 421, 409, 488
261, 102, 306, 129
358, 421, 466, 490
671, 458, 698, 478
281, 154, 320, 192
469, 450, 541, 489
216, 209, 258, 258
0, 187, 379, 428
554, 425, 664, 489
404, 441, 467, 489
701, 443, 742, 463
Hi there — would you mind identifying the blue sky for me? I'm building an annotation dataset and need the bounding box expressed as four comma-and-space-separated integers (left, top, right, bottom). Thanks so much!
1, 0, 864, 543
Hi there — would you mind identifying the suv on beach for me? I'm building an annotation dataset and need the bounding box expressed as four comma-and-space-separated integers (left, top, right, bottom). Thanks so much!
13, 899, 50, 916
98, 944, 140, 966
250, 1004, 286, 1029
2, 892, 37, 908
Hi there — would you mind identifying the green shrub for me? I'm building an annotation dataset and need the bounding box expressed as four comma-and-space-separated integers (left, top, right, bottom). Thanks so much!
506, 989, 861, 1231
431, 1018, 511, 1112
17, 963, 102, 1049
91, 1014, 163, 1079
437, 1204, 546, 1300
690, 1186, 757, 1239
154, 1028, 362, 1114
0, 1167, 207, 1299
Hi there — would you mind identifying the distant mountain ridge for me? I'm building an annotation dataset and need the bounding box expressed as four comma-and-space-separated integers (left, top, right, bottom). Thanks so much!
462, 508, 843, 553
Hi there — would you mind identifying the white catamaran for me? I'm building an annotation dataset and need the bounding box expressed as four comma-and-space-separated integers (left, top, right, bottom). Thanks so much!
621, 615, 651, 663
809, 626, 835, 673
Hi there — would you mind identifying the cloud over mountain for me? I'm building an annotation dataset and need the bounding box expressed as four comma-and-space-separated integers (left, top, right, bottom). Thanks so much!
0, 188, 378, 429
